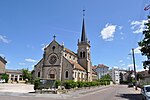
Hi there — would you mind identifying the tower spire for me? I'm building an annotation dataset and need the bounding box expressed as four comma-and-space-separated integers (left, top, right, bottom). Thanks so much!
81, 10, 87, 42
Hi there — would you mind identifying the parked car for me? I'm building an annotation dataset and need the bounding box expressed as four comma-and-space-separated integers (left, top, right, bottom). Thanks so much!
0, 79, 5, 83
141, 85, 150, 100
128, 83, 134, 88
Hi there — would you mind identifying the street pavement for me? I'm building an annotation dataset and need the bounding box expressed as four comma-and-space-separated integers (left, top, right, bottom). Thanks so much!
0, 84, 142, 100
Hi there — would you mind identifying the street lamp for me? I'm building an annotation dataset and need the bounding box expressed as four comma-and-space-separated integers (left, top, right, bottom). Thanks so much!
131, 48, 137, 90
128, 48, 137, 90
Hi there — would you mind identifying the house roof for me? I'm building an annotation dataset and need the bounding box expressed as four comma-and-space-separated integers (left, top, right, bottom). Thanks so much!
0, 56, 7, 64
97, 64, 109, 68
6, 69, 22, 74
138, 70, 150, 77
68, 60, 86, 71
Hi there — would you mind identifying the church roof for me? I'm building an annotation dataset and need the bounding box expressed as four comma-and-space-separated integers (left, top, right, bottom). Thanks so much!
81, 18, 87, 42
64, 48, 77, 57
68, 60, 86, 71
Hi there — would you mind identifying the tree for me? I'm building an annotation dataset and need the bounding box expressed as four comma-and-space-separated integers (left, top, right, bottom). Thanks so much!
138, 16, 150, 74
119, 72, 123, 84
22, 68, 32, 83
1, 73, 9, 83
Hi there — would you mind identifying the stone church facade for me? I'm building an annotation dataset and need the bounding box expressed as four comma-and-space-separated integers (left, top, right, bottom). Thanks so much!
34, 18, 97, 82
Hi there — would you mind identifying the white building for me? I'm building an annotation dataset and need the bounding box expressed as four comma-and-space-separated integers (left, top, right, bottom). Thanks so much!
109, 68, 127, 84
94, 64, 109, 79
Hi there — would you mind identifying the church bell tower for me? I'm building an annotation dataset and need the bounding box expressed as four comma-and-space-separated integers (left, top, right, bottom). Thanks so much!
77, 10, 92, 81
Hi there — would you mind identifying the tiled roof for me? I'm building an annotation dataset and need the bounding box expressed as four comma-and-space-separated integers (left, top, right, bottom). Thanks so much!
68, 60, 86, 71
6, 69, 23, 74
97, 64, 109, 68
65, 48, 77, 57
138, 70, 150, 77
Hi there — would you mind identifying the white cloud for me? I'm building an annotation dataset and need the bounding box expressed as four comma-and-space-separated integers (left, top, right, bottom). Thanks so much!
0, 54, 5, 58
25, 58, 37, 63
19, 63, 26, 65
127, 57, 130, 60
121, 63, 125, 66
130, 47, 141, 54
0, 35, 9, 43
118, 26, 123, 30
134, 47, 141, 54
113, 66, 118, 69
41, 44, 48, 51
127, 64, 138, 69
130, 20, 148, 34
121, 37, 124, 40
100, 24, 116, 41
119, 60, 123, 63
120, 32, 123, 35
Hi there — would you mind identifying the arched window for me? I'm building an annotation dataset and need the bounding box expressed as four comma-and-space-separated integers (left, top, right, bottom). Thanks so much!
83, 52, 85, 58
65, 70, 69, 79
80, 52, 83, 58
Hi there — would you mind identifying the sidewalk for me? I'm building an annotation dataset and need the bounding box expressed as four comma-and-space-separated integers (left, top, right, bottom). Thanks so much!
0, 83, 113, 99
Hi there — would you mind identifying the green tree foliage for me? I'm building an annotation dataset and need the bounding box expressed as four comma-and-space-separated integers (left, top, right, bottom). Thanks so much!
55, 80, 61, 88
1, 73, 9, 83
22, 68, 32, 83
99, 74, 112, 85
119, 72, 123, 84
138, 16, 150, 73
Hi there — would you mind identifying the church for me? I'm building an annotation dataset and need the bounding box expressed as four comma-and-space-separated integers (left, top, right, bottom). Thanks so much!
34, 17, 97, 82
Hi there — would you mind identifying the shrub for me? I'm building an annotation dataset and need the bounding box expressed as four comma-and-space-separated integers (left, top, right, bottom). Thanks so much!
55, 80, 61, 88
77, 81, 84, 88
1, 73, 9, 83
63, 80, 77, 89
34, 78, 40, 90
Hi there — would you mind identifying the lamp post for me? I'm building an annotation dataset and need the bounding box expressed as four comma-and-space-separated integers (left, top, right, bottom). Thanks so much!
131, 48, 137, 90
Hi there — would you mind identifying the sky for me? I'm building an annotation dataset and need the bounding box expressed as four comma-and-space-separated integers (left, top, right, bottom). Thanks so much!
0, 0, 149, 71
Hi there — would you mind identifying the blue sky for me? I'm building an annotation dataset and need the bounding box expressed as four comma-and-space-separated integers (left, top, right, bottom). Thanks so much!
0, 0, 149, 71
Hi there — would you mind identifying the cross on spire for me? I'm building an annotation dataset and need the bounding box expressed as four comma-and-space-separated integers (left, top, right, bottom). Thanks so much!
53, 35, 56, 40
83, 9, 85, 17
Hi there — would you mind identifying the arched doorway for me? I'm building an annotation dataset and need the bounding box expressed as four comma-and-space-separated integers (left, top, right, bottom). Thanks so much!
48, 69, 56, 80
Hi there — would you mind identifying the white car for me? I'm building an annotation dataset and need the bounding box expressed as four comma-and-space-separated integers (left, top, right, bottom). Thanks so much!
141, 85, 150, 100
0, 79, 5, 83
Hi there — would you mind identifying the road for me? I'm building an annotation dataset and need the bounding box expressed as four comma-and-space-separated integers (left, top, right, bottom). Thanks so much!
0, 85, 142, 100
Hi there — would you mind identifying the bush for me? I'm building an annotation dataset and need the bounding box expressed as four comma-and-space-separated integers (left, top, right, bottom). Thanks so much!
63, 80, 77, 89
77, 81, 84, 88
55, 80, 61, 88
1, 73, 9, 83
34, 78, 40, 90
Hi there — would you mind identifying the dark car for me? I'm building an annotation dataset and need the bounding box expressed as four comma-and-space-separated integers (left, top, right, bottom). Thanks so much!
128, 83, 134, 88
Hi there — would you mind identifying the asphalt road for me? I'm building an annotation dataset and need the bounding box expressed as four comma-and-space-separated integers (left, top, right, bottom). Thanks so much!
0, 85, 142, 100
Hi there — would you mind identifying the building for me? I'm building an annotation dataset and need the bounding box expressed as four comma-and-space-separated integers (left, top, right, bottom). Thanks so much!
34, 17, 96, 82
94, 64, 109, 79
138, 70, 150, 84
6, 69, 23, 82
0, 56, 7, 76
109, 68, 127, 84
0, 56, 23, 83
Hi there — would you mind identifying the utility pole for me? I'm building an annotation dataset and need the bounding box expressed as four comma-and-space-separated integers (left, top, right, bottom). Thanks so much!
132, 48, 137, 90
